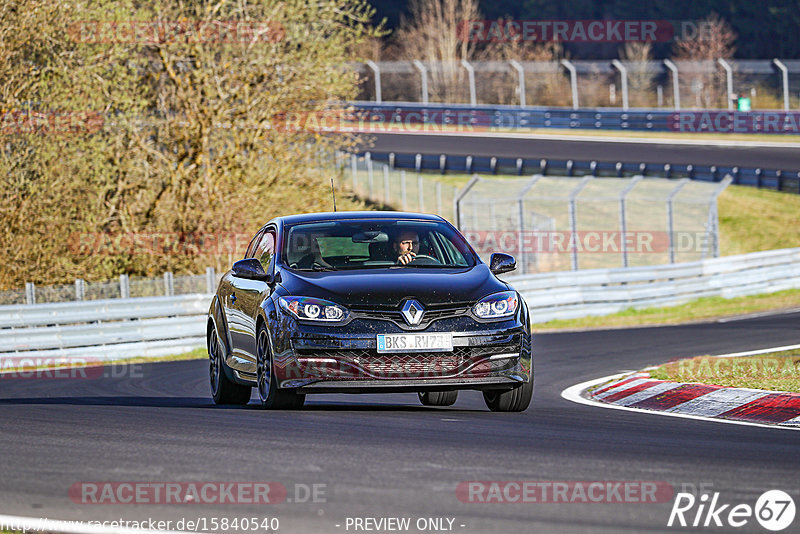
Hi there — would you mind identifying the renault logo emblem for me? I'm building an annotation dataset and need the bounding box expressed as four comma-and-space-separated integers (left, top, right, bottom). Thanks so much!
401, 299, 424, 326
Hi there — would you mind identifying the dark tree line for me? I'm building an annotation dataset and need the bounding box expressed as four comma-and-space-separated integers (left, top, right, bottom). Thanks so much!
370, 0, 800, 58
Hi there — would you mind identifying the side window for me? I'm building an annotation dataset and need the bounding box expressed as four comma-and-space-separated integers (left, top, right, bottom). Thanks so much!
253, 230, 276, 270
245, 229, 266, 259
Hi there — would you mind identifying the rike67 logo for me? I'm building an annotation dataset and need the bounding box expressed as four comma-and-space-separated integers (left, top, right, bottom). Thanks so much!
668, 490, 795, 531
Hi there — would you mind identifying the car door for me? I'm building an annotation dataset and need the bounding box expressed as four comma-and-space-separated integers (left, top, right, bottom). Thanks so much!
227, 226, 277, 376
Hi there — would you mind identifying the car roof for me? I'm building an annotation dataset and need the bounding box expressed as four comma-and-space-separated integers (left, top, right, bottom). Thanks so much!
270, 211, 446, 226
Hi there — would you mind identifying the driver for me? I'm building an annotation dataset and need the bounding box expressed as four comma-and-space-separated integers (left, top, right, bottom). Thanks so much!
392, 230, 420, 265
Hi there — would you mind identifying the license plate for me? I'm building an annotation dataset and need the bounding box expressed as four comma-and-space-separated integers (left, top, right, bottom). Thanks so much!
376, 333, 453, 353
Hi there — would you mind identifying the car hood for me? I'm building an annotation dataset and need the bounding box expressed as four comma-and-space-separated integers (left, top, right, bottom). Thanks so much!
278, 264, 508, 307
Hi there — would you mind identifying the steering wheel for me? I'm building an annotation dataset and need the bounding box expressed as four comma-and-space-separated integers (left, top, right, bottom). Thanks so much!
408, 254, 441, 265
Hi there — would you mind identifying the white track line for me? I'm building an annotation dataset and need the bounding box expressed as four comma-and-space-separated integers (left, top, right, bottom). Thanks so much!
366, 128, 800, 148
0, 513, 199, 534
561, 343, 800, 432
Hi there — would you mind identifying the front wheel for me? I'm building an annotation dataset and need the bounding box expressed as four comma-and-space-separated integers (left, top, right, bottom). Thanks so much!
209, 324, 251, 405
256, 324, 305, 410
418, 390, 458, 406
483, 380, 533, 412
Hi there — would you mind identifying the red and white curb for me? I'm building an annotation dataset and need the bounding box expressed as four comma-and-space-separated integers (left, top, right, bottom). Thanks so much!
562, 344, 800, 431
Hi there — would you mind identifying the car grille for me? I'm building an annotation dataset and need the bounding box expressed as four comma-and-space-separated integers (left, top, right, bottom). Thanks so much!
295, 345, 518, 379
350, 303, 473, 329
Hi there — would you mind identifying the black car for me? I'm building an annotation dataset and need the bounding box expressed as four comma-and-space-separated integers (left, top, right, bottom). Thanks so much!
207, 211, 533, 412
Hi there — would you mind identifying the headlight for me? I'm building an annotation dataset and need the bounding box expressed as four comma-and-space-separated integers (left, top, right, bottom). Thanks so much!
279, 296, 348, 322
473, 291, 518, 320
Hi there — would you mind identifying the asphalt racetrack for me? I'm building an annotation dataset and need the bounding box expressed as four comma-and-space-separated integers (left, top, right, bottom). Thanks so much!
1, 311, 798, 533
362, 132, 800, 170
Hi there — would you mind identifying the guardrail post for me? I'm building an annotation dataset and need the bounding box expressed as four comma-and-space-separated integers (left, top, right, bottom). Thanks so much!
465, 155, 473, 173
366, 60, 382, 103
516, 158, 524, 176
439, 154, 447, 174
611, 60, 629, 110
540, 159, 548, 175
619, 175, 644, 268
561, 59, 579, 110
590, 161, 597, 176
773, 59, 790, 111
461, 59, 477, 106
163, 272, 174, 297
663, 59, 681, 110
25, 282, 35, 305
718, 59, 734, 111
615, 162, 623, 177
75, 279, 85, 301
568, 176, 594, 270
412, 60, 429, 104
755, 168, 763, 188
666, 179, 690, 263
776, 170, 784, 191
206, 267, 216, 294
415, 153, 422, 172
490, 157, 497, 174
509, 60, 526, 107
120, 274, 130, 299
566, 160, 574, 176
664, 163, 672, 178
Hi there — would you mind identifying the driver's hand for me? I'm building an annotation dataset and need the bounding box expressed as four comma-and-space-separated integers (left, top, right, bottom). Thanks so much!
397, 251, 416, 265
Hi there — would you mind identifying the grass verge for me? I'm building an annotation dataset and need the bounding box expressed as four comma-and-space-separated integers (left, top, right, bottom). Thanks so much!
649, 351, 800, 392
532, 288, 800, 331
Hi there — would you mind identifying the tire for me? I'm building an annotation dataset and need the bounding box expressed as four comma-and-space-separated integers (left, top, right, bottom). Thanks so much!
483, 379, 533, 412
418, 390, 458, 407
256, 323, 305, 410
209, 323, 251, 405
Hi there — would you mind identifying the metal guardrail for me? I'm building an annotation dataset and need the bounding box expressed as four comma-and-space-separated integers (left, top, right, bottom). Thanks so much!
0, 294, 210, 361
506, 248, 800, 324
0, 249, 797, 359
361, 150, 800, 195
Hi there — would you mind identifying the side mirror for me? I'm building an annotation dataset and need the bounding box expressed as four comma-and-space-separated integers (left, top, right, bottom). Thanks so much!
232, 258, 270, 282
489, 253, 516, 275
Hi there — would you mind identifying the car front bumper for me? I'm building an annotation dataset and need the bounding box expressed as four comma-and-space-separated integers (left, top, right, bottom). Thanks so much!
270, 314, 532, 392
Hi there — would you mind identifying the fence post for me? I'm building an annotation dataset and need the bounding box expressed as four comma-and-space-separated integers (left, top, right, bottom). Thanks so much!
568, 176, 593, 270
718, 59, 734, 110
25, 282, 35, 305
518, 175, 543, 275
418, 174, 425, 212
163, 272, 174, 296
611, 60, 629, 110
206, 267, 216, 294
773, 59, 790, 111
350, 154, 357, 191
401, 170, 407, 210
412, 60, 428, 104
366, 60, 382, 103
509, 60, 526, 107
663, 59, 681, 110
666, 179, 690, 264
383, 164, 390, 205
619, 175, 644, 268
366, 152, 374, 200
75, 279, 85, 301
561, 59, 579, 110
120, 274, 130, 299
461, 59, 476, 106
454, 175, 481, 231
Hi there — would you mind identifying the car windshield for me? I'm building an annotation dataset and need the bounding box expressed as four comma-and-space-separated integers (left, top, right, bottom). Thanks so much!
282, 219, 477, 270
